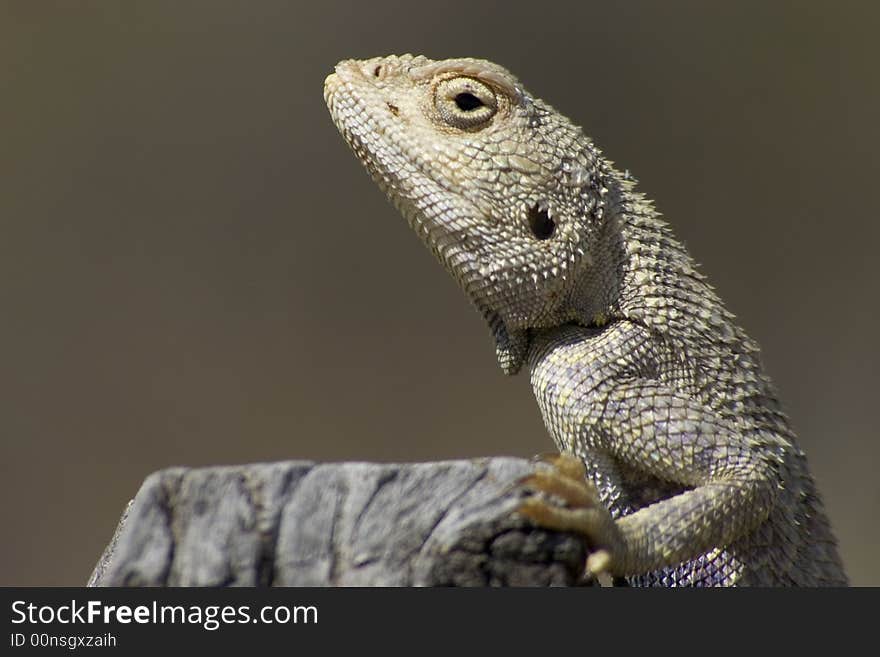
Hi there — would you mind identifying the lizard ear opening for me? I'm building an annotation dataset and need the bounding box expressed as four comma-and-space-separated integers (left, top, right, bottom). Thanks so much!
482, 308, 529, 375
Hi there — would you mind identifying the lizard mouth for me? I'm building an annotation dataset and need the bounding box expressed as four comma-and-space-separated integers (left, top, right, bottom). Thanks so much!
325, 63, 487, 282
325, 63, 476, 210
325, 61, 530, 375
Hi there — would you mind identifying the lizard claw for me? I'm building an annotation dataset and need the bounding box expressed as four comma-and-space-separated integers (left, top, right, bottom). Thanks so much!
530, 452, 588, 480
517, 452, 619, 578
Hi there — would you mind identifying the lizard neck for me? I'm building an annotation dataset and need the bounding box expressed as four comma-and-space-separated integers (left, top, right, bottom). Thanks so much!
553, 170, 651, 331
542, 167, 753, 355
601, 171, 758, 357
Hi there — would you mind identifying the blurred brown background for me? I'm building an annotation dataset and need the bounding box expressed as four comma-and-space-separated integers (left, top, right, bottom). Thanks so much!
1, 1, 877, 585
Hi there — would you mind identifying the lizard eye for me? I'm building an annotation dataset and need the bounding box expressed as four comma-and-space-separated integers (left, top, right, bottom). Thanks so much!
434, 77, 497, 129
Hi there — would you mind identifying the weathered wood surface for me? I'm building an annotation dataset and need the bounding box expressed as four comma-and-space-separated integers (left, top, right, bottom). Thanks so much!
88, 458, 588, 587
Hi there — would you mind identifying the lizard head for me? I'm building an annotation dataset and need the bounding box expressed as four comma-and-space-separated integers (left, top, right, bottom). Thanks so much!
325, 55, 609, 374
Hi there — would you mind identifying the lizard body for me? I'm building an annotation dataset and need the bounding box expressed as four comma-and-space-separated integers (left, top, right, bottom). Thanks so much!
324, 55, 847, 586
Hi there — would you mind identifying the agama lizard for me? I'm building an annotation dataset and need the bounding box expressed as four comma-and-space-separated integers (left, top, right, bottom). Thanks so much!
324, 55, 847, 586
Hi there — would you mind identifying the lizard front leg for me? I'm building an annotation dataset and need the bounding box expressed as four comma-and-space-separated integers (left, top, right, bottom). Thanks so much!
522, 325, 786, 579
522, 380, 783, 578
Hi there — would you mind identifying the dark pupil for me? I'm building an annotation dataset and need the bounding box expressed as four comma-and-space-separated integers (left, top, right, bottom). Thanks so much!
454, 92, 484, 111
528, 204, 556, 240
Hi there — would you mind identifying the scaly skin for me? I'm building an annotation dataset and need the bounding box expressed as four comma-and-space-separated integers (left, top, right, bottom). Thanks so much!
324, 55, 847, 586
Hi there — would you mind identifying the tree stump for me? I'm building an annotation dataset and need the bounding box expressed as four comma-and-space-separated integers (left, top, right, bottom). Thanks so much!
88, 457, 589, 587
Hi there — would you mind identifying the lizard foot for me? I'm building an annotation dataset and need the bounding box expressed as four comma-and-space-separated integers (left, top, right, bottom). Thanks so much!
517, 452, 620, 578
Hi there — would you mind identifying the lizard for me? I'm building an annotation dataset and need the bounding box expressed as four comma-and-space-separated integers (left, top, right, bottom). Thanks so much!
323, 54, 848, 586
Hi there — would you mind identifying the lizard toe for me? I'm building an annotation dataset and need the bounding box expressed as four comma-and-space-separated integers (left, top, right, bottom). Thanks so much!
517, 452, 620, 577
